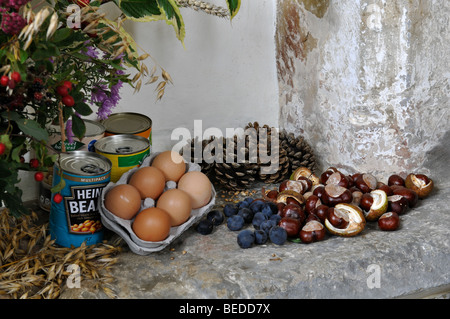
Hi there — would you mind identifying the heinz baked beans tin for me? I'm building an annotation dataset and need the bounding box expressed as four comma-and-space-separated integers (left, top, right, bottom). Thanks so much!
49, 151, 112, 247
94, 134, 150, 183
102, 112, 152, 149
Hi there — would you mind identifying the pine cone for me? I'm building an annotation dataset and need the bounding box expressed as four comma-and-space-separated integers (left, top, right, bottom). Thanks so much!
212, 135, 260, 190
245, 122, 290, 184
279, 130, 317, 173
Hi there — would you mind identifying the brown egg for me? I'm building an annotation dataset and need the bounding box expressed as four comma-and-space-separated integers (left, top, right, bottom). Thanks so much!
132, 207, 171, 242
104, 184, 141, 220
177, 171, 212, 209
156, 189, 192, 226
128, 166, 166, 200
151, 150, 186, 182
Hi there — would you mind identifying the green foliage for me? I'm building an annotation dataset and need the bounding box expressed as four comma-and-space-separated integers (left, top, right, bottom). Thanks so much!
0, 0, 240, 217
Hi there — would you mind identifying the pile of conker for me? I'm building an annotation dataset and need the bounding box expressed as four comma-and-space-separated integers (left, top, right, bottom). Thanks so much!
260, 166, 434, 244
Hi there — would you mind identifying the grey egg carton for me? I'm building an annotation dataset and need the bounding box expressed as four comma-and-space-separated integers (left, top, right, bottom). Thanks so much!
99, 152, 216, 255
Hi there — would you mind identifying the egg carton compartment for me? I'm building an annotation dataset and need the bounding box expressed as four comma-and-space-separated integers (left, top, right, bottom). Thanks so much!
99, 152, 216, 255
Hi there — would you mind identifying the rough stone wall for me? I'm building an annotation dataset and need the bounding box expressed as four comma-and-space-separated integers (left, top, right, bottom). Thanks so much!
276, 0, 450, 179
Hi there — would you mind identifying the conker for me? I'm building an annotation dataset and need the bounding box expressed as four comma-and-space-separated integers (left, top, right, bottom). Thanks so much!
378, 212, 400, 231
354, 173, 377, 193
388, 174, 405, 187
319, 167, 339, 184
296, 176, 313, 193
393, 186, 418, 208
321, 184, 352, 206
305, 195, 321, 215
359, 193, 373, 212
299, 220, 326, 244
327, 207, 350, 229
279, 179, 304, 194
377, 182, 393, 196
314, 204, 330, 223
279, 217, 301, 237
281, 203, 306, 223
404, 173, 434, 199
312, 185, 326, 199
387, 195, 408, 215
326, 171, 350, 188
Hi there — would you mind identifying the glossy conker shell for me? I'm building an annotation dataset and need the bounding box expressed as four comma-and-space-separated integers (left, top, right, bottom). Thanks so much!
392, 186, 418, 208
388, 174, 405, 187
321, 184, 352, 206
387, 195, 408, 215
327, 207, 350, 229
404, 173, 434, 199
279, 217, 301, 237
299, 220, 326, 244
378, 212, 400, 231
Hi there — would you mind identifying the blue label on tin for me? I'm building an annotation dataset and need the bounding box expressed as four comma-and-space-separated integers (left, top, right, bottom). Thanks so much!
49, 167, 110, 248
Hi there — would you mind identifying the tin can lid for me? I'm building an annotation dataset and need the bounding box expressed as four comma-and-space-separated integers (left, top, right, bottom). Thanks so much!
102, 112, 152, 135
58, 151, 112, 176
94, 134, 149, 155
84, 119, 105, 137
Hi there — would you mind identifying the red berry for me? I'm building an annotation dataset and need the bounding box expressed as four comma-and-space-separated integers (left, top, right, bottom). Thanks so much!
30, 158, 39, 168
0, 76, 8, 87
53, 193, 63, 204
62, 95, 75, 107
34, 78, 43, 85
34, 92, 43, 100
7, 79, 15, 89
62, 80, 73, 91
0, 143, 5, 155
74, 0, 90, 7
11, 72, 21, 83
34, 172, 44, 182
56, 85, 69, 97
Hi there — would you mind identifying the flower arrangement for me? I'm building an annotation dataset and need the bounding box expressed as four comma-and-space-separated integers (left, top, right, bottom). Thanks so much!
0, 0, 240, 217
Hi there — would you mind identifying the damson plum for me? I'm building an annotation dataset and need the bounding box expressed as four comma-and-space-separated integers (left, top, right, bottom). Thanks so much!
196, 219, 213, 235
269, 226, 287, 245
237, 229, 255, 249
227, 215, 245, 231
223, 204, 239, 217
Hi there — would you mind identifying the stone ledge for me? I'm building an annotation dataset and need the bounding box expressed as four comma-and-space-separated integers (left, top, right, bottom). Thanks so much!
59, 181, 449, 299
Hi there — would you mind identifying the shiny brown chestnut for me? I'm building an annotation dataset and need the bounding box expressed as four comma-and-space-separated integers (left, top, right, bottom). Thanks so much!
305, 213, 321, 223
392, 186, 418, 208
327, 207, 350, 229
359, 193, 373, 212
405, 173, 434, 199
305, 195, 322, 215
354, 173, 377, 193
387, 195, 408, 215
388, 174, 405, 187
291, 167, 320, 186
266, 189, 279, 200
296, 176, 313, 193
378, 212, 400, 231
350, 187, 363, 207
326, 171, 351, 188
377, 182, 393, 196
279, 217, 302, 237
299, 220, 326, 244
321, 184, 352, 206
279, 179, 304, 194
312, 185, 326, 199
314, 204, 330, 223
319, 167, 339, 184
281, 203, 306, 223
